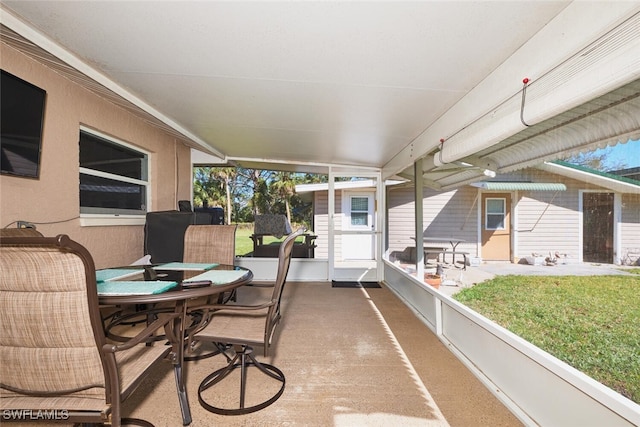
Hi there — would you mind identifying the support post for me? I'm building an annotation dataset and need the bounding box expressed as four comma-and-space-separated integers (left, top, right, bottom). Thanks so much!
414, 158, 424, 281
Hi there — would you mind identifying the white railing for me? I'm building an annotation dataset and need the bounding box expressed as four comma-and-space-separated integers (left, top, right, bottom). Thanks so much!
383, 261, 640, 427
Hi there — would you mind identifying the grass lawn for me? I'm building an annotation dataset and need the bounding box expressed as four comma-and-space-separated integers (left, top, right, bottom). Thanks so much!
453, 275, 640, 404
234, 224, 306, 257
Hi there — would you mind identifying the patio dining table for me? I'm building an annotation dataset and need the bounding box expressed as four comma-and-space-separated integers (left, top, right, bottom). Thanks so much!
96, 263, 253, 426
412, 236, 467, 266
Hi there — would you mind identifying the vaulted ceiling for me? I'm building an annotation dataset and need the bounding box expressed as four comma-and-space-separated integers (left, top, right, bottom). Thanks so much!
2, 1, 639, 186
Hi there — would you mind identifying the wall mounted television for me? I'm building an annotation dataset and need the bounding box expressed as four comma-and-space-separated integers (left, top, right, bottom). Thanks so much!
1, 69, 47, 179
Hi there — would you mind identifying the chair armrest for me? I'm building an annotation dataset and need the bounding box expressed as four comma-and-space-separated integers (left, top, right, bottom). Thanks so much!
103, 313, 180, 353
186, 301, 276, 341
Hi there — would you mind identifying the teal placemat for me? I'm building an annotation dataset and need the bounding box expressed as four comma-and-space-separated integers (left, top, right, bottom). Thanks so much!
97, 280, 178, 296
183, 269, 247, 285
156, 262, 219, 271
96, 268, 145, 283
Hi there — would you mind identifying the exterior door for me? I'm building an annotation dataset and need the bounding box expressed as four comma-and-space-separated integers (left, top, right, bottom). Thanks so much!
481, 193, 511, 261
582, 192, 614, 263
327, 171, 382, 282
341, 192, 375, 260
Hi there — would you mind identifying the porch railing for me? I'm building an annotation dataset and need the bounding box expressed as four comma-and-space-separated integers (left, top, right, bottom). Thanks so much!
383, 261, 640, 427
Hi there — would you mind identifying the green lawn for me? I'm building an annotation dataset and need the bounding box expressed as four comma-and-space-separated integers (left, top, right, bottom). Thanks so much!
453, 275, 640, 403
234, 224, 306, 257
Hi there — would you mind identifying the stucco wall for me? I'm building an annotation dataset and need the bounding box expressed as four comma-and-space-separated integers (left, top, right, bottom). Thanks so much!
1, 44, 192, 268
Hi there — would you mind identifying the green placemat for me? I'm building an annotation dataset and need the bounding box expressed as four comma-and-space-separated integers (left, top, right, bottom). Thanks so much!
156, 262, 219, 271
96, 268, 145, 283
97, 280, 178, 296
182, 269, 247, 285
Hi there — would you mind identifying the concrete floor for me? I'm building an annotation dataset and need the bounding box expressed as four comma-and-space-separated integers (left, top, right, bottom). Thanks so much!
18, 263, 635, 427
118, 281, 521, 426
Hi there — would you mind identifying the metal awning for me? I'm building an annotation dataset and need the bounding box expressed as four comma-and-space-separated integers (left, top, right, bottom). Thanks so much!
470, 182, 567, 191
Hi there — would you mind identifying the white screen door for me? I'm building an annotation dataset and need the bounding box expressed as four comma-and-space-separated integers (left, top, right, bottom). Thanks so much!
327, 170, 381, 282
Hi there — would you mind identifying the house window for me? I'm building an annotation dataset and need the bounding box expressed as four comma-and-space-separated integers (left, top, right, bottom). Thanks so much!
350, 196, 369, 226
79, 128, 149, 219
485, 198, 506, 230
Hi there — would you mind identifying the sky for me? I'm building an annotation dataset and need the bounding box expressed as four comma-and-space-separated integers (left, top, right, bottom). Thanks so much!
588, 139, 640, 170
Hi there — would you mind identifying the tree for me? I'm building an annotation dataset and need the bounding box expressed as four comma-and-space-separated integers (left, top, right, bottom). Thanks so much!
270, 172, 296, 223
193, 167, 224, 208
193, 166, 324, 227
215, 167, 236, 224
563, 146, 627, 172
193, 167, 236, 222
234, 168, 273, 218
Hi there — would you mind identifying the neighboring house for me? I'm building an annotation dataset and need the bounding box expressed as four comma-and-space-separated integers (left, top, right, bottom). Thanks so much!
299, 162, 640, 266
388, 161, 640, 266
610, 166, 640, 182
295, 179, 383, 262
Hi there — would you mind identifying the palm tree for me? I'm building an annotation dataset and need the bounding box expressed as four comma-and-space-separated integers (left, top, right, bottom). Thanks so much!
271, 171, 296, 223
193, 167, 223, 208
214, 167, 236, 224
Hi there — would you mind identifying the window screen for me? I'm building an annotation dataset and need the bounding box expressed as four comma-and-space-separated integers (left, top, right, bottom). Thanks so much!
79, 129, 148, 215
350, 196, 369, 226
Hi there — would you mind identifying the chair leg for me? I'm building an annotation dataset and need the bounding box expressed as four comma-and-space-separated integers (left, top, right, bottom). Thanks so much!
173, 363, 192, 426
197, 345, 285, 416
216, 288, 237, 304
183, 310, 228, 362
184, 339, 228, 362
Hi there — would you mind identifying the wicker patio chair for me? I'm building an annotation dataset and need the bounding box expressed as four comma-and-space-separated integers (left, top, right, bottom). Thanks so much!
189, 228, 304, 415
0, 227, 43, 238
183, 224, 237, 267
182, 224, 238, 360
0, 234, 180, 427
183, 225, 238, 303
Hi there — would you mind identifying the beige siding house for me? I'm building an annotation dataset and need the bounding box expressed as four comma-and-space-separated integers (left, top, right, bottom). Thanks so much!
390, 162, 640, 265
301, 163, 640, 266
301, 185, 368, 261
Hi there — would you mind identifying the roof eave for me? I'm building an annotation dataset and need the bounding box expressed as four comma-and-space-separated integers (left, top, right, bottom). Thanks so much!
538, 162, 640, 194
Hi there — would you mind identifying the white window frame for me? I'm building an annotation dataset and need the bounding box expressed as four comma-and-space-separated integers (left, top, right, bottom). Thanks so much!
349, 195, 371, 229
485, 197, 506, 231
79, 126, 150, 227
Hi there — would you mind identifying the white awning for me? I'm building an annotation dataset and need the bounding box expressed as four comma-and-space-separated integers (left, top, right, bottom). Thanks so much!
438, 12, 640, 165
470, 182, 566, 191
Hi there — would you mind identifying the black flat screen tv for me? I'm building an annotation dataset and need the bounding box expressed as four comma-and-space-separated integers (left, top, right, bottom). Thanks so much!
1, 69, 47, 179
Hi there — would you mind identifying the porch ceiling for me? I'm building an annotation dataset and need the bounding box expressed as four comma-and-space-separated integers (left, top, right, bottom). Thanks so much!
2, 2, 639, 181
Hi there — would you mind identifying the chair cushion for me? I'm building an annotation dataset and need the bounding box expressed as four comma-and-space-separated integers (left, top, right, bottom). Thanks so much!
0, 247, 105, 397
195, 307, 270, 346
0, 237, 174, 424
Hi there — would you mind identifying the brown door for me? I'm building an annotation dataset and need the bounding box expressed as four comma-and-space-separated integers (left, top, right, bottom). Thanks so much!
481, 193, 511, 261
583, 192, 614, 263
